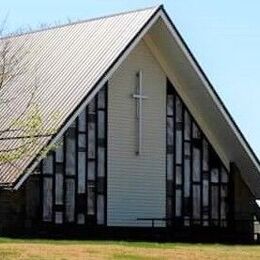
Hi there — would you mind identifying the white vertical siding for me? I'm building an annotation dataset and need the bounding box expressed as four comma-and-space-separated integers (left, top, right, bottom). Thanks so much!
108, 40, 166, 227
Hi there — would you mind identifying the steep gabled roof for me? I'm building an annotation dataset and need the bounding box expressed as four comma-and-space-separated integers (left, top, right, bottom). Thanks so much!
1, 5, 260, 196
0, 5, 161, 187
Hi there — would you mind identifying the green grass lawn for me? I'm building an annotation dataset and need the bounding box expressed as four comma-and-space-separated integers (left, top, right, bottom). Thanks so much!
0, 238, 259, 259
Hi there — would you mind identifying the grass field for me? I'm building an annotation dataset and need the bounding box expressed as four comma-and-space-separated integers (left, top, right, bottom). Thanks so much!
0, 238, 259, 259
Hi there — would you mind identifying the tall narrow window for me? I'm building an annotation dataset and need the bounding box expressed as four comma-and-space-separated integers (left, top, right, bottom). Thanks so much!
166, 79, 230, 228
41, 84, 107, 226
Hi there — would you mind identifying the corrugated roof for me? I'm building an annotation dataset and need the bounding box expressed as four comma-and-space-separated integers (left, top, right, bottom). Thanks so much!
0, 6, 160, 186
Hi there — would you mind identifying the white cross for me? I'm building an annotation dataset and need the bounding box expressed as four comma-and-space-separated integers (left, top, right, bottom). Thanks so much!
133, 70, 148, 155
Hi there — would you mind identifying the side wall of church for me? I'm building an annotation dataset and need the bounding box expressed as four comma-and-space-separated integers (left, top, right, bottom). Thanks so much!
233, 164, 256, 238
0, 174, 40, 234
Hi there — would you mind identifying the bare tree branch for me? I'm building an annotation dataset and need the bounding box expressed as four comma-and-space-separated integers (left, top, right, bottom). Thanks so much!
0, 19, 59, 168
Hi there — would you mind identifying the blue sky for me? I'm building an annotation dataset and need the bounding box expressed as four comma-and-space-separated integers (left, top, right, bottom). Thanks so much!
1, 0, 260, 157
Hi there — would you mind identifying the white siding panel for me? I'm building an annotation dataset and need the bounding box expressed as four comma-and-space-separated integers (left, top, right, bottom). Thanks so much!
108, 41, 166, 227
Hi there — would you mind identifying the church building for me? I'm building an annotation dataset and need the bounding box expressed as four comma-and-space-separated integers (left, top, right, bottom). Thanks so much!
0, 5, 260, 241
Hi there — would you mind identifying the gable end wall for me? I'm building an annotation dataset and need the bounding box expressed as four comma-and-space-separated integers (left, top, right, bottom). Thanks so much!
107, 40, 166, 227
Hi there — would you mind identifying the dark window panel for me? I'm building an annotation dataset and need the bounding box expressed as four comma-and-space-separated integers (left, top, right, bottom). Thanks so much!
211, 168, 219, 183
167, 95, 174, 116
87, 182, 95, 216
175, 96, 182, 123
98, 88, 105, 109
175, 189, 182, 217
88, 113, 96, 122
192, 123, 201, 139
43, 177, 53, 221
176, 122, 182, 130
88, 99, 96, 114
55, 212, 63, 224
77, 214, 85, 225
211, 186, 219, 221
167, 117, 174, 146
184, 142, 191, 156
192, 147, 201, 182
221, 167, 229, 183
78, 147, 86, 152
43, 154, 53, 175
176, 130, 182, 164
65, 128, 76, 176
184, 158, 191, 197
65, 178, 75, 222
97, 177, 105, 194
193, 185, 201, 221
66, 126, 76, 138
209, 146, 221, 168
78, 134, 86, 148
202, 180, 209, 221
54, 204, 64, 211
176, 166, 182, 185
203, 206, 209, 216
98, 147, 105, 177
184, 217, 190, 226
55, 173, 63, 205
167, 197, 173, 220
78, 152, 86, 194
184, 111, 191, 141
202, 171, 209, 181
77, 194, 87, 212
97, 195, 105, 225
192, 138, 202, 149
203, 220, 209, 227
184, 197, 191, 216
221, 185, 228, 220
202, 139, 209, 171
56, 139, 64, 163
98, 111, 105, 139
167, 154, 174, 181
98, 138, 105, 147
88, 160, 95, 181
202, 180, 209, 207
167, 145, 174, 154
78, 109, 87, 132
55, 162, 63, 174
167, 180, 174, 197
88, 122, 96, 159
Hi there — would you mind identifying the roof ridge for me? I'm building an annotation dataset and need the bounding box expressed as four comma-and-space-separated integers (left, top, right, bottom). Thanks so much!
0, 5, 162, 41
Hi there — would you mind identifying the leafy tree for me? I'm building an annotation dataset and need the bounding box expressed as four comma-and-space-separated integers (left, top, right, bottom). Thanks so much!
0, 23, 57, 168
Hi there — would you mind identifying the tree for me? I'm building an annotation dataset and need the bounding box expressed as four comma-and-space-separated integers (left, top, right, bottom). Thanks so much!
0, 22, 57, 169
